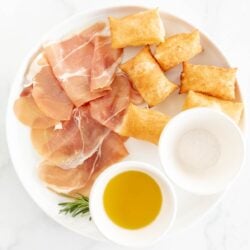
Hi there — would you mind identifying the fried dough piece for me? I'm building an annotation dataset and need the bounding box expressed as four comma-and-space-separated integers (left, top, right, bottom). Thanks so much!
180, 62, 237, 100
183, 91, 243, 123
109, 9, 165, 48
155, 30, 202, 71
120, 46, 177, 106
116, 104, 170, 144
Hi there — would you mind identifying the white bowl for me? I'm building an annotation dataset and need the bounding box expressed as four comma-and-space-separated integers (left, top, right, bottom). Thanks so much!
89, 161, 177, 248
159, 108, 245, 195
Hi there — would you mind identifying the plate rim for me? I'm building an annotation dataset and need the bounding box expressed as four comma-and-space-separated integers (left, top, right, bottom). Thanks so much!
5, 4, 247, 241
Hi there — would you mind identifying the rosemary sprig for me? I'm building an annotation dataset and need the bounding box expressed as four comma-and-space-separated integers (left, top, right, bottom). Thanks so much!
58, 194, 89, 217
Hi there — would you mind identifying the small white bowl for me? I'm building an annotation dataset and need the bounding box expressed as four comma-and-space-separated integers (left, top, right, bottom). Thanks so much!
159, 108, 245, 195
89, 161, 177, 248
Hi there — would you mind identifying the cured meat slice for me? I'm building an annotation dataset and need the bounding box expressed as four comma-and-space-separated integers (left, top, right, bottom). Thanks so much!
46, 38, 105, 107
38, 117, 84, 168
90, 36, 123, 90
90, 73, 138, 130
39, 132, 128, 195
86, 132, 128, 181
71, 132, 128, 196
14, 87, 57, 129
31, 127, 55, 156
44, 23, 109, 106
38, 132, 128, 195
90, 74, 130, 129
20, 85, 33, 96
31, 106, 109, 169
45, 22, 106, 67
45, 23, 106, 67
30, 54, 73, 121
38, 151, 99, 193
31, 119, 82, 169
75, 105, 110, 158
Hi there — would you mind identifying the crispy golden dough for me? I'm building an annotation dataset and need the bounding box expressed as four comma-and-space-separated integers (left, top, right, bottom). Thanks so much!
120, 46, 178, 106
183, 91, 243, 123
180, 62, 237, 100
116, 104, 170, 144
109, 9, 165, 48
155, 30, 202, 71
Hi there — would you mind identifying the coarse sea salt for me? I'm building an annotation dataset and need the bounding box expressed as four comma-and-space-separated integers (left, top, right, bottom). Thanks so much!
177, 129, 221, 170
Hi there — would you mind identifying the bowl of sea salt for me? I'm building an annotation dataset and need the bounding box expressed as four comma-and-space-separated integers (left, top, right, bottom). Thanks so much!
159, 108, 245, 195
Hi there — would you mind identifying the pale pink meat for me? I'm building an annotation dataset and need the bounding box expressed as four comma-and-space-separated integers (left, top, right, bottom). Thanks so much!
91, 36, 123, 90
14, 86, 57, 129
71, 132, 128, 196
44, 23, 109, 106
38, 151, 100, 193
41, 116, 84, 169
31, 105, 109, 169
14, 22, 132, 196
39, 132, 128, 194
30, 54, 74, 121
74, 105, 110, 158
90, 73, 143, 130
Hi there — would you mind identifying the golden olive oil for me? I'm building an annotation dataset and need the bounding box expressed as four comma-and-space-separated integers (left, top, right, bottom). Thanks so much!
103, 170, 162, 229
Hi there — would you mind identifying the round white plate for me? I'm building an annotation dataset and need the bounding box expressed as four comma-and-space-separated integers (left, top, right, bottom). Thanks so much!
6, 5, 246, 241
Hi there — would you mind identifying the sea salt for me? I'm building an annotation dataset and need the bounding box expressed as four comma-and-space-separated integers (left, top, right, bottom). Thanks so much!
177, 129, 221, 170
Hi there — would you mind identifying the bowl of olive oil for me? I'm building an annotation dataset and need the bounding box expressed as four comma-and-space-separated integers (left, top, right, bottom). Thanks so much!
89, 161, 177, 248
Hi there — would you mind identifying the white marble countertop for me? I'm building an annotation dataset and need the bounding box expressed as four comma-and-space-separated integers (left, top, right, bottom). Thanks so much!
1, 0, 250, 249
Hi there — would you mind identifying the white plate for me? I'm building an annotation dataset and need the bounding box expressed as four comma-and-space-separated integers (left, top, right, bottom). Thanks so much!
6, 5, 246, 241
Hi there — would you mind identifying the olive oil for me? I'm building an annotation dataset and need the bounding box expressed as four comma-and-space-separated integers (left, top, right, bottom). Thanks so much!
103, 170, 162, 229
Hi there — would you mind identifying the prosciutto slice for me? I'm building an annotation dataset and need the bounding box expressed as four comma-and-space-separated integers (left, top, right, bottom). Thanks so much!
30, 54, 74, 121
14, 87, 57, 129
45, 22, 106, 68
71, 132, 128, 196
90, 73, 143, 130
75, 105, 109, 157
34, 116, 84, 168
90, 36, 123, 90
31, 106, 109, 169
44, 23, 109, 106
14, 22, 132, 198
38, 151, 99, 193
39, 131, 128, 195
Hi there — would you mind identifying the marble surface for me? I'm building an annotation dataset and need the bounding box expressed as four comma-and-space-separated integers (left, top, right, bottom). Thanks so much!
0, 0, 250, 249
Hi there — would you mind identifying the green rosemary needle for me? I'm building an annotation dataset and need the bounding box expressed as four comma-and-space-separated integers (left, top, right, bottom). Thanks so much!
58, 194, 89, 217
